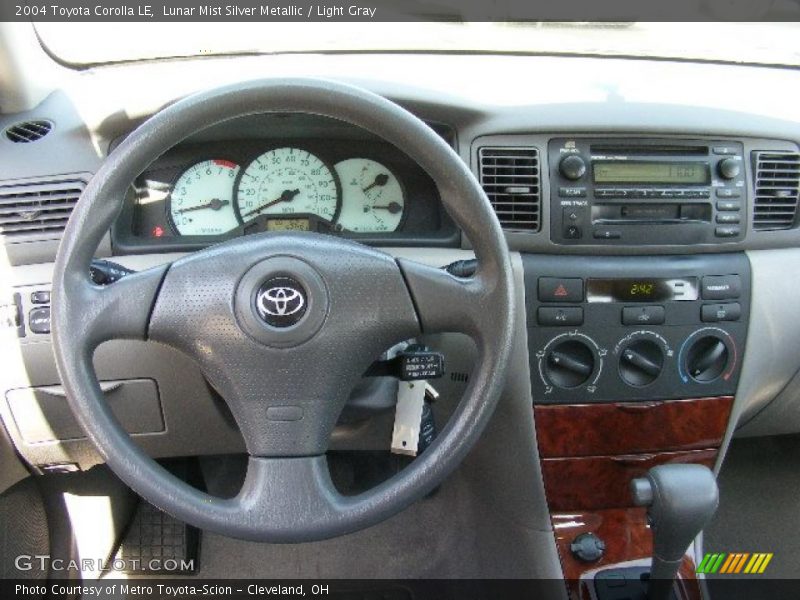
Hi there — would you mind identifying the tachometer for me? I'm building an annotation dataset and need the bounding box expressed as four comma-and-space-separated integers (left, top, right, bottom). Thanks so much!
334, 158, 405, 232
236, 148, 339, 223
168, 159, 240, 235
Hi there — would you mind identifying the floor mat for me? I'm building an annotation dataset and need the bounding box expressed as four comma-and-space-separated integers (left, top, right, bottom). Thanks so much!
704, 434, 800, 597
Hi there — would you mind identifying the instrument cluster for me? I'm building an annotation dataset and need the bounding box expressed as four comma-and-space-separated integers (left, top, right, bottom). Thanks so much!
124, 134, 451, 249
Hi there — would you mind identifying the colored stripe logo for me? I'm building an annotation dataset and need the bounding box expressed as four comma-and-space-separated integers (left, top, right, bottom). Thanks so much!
697, 552, 773, 574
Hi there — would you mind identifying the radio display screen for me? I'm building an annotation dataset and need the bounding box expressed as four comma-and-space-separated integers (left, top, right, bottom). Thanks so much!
586, 277, 699, 303
593, 161, 710, 184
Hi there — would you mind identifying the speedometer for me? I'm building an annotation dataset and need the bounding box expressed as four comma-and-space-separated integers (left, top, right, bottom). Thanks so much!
235, 148, 339, 223
168, 159, 240, 235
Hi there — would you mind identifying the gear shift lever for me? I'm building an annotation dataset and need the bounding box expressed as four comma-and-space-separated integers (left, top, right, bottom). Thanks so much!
631, 464, 719, 600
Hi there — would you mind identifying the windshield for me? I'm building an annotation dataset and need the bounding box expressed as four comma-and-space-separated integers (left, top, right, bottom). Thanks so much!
36, 22, 800, 67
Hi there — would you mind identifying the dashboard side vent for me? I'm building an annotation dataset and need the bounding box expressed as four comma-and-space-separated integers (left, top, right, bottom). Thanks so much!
0, 177, 84, 241
752, 151, 800, 231
4, 120, 53, 143
478, 147, 541, 232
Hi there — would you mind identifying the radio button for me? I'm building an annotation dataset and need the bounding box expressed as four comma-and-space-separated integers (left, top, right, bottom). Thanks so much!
716, 200, 741, 211
715, 226, 741, 238
702, 275, 741, 300
716, 213, 741, 224
559, 186, 587, 198
563, 225, 583, 239
593, 229, 622, 240
538, 306, 584, 327
713, 146, 738, 155
621, 305, 665, 326
702, 302, 741, 323
539, 277, 584, 303
716, 188, 741, 199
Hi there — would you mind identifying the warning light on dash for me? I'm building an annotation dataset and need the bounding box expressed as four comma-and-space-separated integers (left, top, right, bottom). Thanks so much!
152, 225, 165, 238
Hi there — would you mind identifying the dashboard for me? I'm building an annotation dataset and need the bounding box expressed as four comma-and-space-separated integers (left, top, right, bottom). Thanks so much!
2, 51, 800, 504
113, 114, 458, 252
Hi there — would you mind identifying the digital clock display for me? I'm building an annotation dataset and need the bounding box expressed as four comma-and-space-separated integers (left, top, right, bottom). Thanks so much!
586, 277, 699, 303
593, 161, 710, 184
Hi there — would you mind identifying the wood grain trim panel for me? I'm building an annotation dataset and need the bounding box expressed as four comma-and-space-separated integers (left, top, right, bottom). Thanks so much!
535, 396, 733, 458
542, 448, 717, 512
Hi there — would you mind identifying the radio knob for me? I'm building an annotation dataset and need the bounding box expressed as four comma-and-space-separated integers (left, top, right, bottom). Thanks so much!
717, 157, 741, 180
559, 155, 587, 181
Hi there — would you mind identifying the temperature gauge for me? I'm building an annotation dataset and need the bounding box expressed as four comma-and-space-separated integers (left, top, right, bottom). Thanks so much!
334, 158, 405, 232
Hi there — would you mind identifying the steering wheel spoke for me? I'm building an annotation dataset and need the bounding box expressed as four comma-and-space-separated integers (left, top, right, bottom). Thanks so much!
229, 455, 348, 541
54, 264, 169, 350
398, 258, 503, 339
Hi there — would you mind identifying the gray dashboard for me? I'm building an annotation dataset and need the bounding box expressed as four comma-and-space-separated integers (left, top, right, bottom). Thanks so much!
2, 51, 800, 493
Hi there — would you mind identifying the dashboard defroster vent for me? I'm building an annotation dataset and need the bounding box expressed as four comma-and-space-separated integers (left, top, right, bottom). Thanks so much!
4, 120, 53, 143
479, 147, 541, 232
0, 177, 85, 241
752, 151, 800, 231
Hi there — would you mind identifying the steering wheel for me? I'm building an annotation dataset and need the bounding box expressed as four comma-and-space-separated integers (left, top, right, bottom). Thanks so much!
51, 79, 514, 543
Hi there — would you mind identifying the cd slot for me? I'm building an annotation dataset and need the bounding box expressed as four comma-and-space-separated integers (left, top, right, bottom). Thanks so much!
592, 203, 712, 225
590, 144, 709, 156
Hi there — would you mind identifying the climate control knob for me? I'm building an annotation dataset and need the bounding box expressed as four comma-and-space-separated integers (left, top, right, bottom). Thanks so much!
559, 155, 587, 181
619, 339, 665, 387
544, 339, 595, 388
685, 335, 730, 383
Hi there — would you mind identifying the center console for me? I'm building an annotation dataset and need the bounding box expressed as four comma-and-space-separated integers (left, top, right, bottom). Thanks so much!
523, 252, 750, 599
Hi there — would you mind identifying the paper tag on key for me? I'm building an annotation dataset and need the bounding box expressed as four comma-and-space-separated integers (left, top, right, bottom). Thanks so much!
391, 380, 426, 456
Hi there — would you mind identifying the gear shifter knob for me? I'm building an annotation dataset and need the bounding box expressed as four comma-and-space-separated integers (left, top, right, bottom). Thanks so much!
631, 464, 719, 600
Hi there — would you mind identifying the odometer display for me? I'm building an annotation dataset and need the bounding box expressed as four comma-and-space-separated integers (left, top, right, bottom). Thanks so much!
236, 148, 338, 223
266, 218, 311, 232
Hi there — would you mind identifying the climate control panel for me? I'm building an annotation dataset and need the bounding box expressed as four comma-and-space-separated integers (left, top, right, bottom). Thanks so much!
522, 253, 749, 404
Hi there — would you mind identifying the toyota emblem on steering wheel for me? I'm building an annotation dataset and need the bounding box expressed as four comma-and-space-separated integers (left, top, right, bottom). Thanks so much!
256, 277, 307, 327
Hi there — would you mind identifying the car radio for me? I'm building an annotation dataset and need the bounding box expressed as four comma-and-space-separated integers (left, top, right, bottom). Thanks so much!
549, 138, 746, 245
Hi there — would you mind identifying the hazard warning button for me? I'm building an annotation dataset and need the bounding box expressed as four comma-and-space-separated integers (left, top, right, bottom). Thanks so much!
538, 277, 584, 303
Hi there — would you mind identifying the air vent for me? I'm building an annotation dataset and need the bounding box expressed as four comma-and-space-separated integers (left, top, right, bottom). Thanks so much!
752, 151, 800, 231
4, 120, 53, 143
479, 147, 541, 232
0, 178, 84, 241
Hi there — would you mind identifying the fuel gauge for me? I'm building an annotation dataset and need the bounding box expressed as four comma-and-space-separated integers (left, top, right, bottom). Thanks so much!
333, 158, 405, 232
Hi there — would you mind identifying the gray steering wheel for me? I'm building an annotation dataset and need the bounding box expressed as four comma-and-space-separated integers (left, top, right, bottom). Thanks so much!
51, 79, 514, 542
